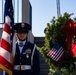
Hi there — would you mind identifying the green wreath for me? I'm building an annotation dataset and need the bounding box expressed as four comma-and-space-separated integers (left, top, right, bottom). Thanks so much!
40, 12, 76, 74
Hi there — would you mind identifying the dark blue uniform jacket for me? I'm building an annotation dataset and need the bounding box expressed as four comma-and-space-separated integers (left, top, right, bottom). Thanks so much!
6, 41, 40, 75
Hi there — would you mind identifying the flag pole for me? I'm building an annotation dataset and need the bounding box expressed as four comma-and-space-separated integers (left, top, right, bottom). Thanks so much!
56, 0, 61, 17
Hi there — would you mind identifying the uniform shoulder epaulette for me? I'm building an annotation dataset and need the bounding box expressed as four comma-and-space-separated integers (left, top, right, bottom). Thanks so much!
27, 41, 34, 45
27, 41, 35, 47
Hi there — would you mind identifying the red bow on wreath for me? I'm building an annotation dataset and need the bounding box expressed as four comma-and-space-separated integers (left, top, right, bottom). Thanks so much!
63, 19, 76, 57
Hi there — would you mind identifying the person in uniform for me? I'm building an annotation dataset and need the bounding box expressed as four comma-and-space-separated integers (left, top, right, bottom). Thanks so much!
12, 23, 40, 75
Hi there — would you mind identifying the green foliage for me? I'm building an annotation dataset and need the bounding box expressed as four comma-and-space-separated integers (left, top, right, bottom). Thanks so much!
40, 12, 76, 75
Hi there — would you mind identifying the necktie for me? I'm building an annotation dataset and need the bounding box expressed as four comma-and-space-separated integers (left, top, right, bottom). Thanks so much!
19, 42, 24, 47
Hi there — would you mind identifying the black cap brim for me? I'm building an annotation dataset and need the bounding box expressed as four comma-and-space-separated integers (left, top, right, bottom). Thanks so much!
17, 29, 28, 33
13, 23, 31, 33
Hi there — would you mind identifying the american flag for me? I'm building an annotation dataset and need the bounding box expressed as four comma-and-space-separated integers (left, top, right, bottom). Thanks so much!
47, 42, 64, 61
0, 0, 14, 75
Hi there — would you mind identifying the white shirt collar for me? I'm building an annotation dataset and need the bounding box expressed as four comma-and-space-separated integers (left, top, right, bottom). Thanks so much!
17, 40, 26, 45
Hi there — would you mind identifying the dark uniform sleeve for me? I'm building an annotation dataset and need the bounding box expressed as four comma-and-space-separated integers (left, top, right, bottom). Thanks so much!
32, 48, 40, 75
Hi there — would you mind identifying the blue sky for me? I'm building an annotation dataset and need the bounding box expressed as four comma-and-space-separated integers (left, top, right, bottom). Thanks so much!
29, 0, 76, 36
0, 0, 76, 37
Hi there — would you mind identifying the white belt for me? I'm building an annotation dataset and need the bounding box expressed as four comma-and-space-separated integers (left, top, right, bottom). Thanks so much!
14, 65, 31, 70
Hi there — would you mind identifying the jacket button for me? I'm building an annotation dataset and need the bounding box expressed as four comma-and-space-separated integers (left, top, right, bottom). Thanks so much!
20, 57, 21, 59
20, 63, 21, 65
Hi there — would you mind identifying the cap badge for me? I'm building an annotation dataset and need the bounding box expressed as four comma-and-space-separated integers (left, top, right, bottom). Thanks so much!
21, 23, 25, 28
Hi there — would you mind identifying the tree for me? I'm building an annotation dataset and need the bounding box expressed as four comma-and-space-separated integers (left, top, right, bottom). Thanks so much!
40, 12, 76, 75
